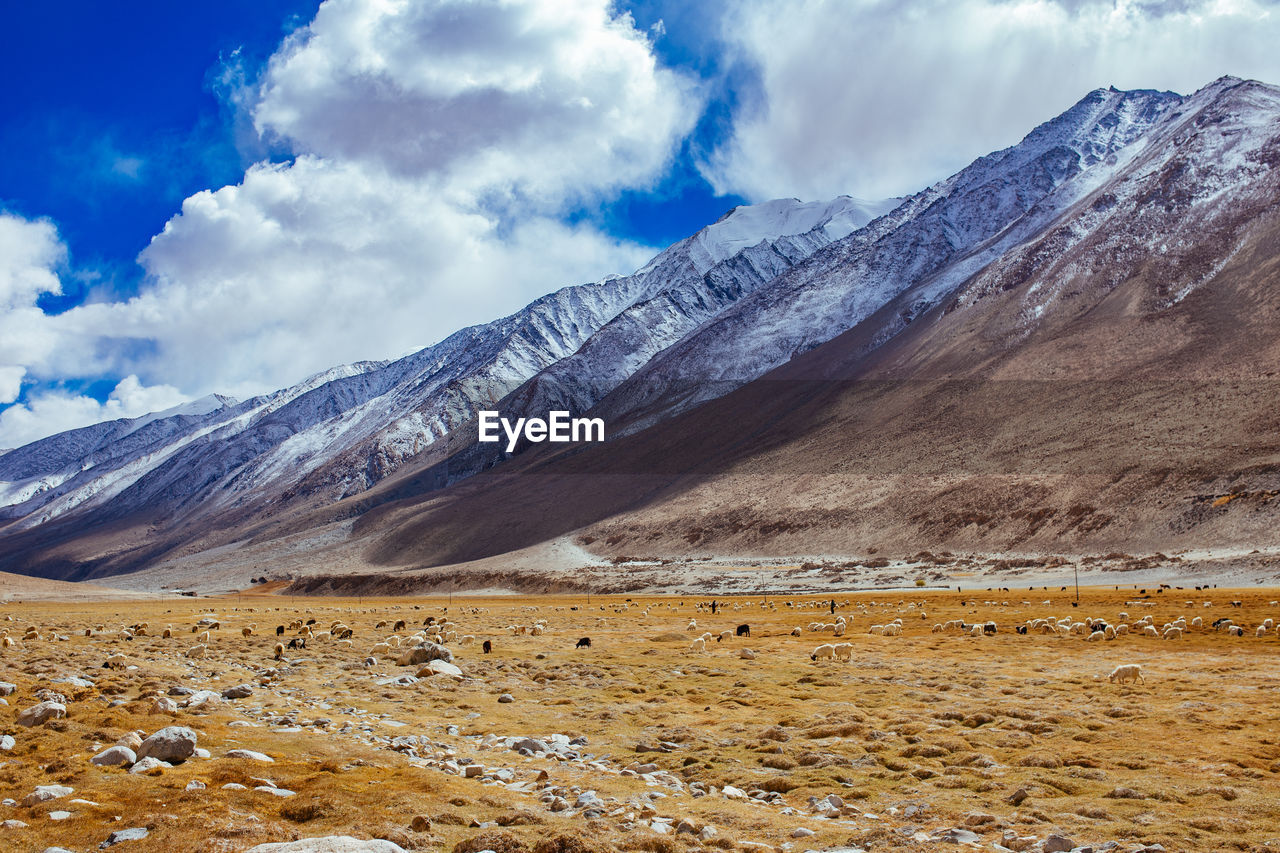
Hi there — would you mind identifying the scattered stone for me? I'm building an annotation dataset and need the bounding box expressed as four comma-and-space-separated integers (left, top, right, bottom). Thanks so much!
222, 783, 248, 790
1044, 834, 1076, 853
117, 732, 144, 750
22, 785, 74, 806
0, 734, 14, 750
0, 682, 15, 695
410, 815, 431, 832
791, 827, 815, 838
49, 810, 71, 820
255, 786, 297, 797
222, 684, 255, 699
92, 746, 137, 767
136, 726, 198, 763
395, 642, 453, 667
129, 757, 171, 774
497, 693, 514, 703
419, 660, 464, 679
100, 827, 149, 847
225, 749, 275, 762
16, 701, 66, 727
1006, 787, 1030, 806
2, 820, 29, 829
186, 780, 207, 791
937, 828, 981, 844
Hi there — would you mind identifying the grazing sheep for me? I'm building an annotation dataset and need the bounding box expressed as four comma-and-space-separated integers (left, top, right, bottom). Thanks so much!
197, 631, 210, 644
186, 644, 207, 658
736, 623, 750, 637
275, 625, 285, 636
1162, 627, 1183, 640
1228, 625, 1244, 636
273, 643, 285, 660
1087, 630, 1105, 642
1108, 664, 1145, 684
482, 640, 492, 654
790, 626, 802, 636
575, 637, 591, 648
689, 638, 707, 653
287, 637, 306, 650
1142, 626, 1159, 637
102, 654, 128, 670
833, 643, 854, 661
717, 630, 733, 642
810, 643, 836, 661
393, 620, 407, 632
241, 626, 254, 638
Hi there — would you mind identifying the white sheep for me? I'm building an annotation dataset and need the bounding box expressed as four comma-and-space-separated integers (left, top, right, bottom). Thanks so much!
833, 643, 854, 661
186, 644, 208, 658
1108, 664, 1145, 684
810, 643, 836, 661
689, 638, 707, 653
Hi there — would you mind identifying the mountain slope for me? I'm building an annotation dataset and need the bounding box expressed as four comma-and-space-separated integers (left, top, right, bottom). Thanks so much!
339, 78, 1280, 571
0, 196, 881, 577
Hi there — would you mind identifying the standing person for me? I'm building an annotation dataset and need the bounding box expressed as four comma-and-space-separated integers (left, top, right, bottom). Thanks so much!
711, 600, 717, 614
830, 599, 835, 615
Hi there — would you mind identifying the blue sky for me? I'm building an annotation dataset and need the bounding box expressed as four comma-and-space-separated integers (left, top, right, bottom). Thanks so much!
3, 0, 1280, 448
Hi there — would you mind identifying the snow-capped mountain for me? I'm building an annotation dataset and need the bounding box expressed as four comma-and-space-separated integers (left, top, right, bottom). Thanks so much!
4, 76, 1280, 581
0, 196, 880, 538
592, 84, 1187, 429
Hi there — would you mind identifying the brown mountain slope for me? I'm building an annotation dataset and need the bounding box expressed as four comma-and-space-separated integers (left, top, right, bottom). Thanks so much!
342, 84, 1280, 568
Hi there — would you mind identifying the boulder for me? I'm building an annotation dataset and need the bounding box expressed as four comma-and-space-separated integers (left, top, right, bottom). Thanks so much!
0, 681, 15, 696
91, 746, 137, 767
136, 726, 198, 763
416, 660, 463, 679
395, 642, 452, 666
129, 757, 171, 774
225, 749, 274, 762
222, 684, 254, 699
16, 701, 65, 727
22, 785, 73, 806
100, 827, 149, 847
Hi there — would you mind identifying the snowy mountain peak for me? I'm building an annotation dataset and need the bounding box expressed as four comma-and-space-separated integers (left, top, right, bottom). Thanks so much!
685, 196, 896, 274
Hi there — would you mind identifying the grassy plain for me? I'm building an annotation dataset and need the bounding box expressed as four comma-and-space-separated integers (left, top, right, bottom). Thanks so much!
1, 586, 1278, 852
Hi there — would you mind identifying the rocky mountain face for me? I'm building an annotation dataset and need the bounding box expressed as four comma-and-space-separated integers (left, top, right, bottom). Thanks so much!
4, 76, 1280, 582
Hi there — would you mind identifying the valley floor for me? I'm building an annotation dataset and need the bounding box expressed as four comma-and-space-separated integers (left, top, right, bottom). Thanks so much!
0, 588, 1277, 852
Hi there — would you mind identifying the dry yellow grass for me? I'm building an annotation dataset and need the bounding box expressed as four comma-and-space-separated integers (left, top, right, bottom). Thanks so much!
1, 586, 1278, 852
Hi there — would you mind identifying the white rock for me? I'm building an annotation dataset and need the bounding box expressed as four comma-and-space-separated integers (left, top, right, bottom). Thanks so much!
48, 810, 71, 820
91, 746, 137, 767
0, 735, 14, 750
16, 701, 65, 727
225, 749, 275, 762
129, 757, 172, 774
137, 726, 198, 763
255, 786, 296, 797
22, 785, 73, 806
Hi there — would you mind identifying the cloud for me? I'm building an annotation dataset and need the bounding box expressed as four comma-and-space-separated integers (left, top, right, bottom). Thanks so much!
705, 0, 1280, 201
0, 375, 188, 450
0, 213, 64, 311
252, 0, 698, 205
